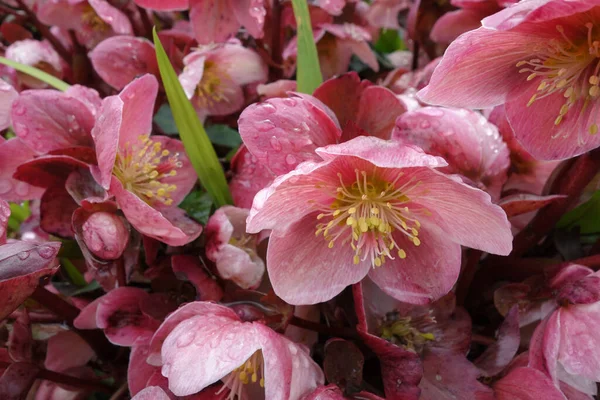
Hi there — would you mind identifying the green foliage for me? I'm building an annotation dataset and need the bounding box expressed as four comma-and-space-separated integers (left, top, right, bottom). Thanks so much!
179, 190, 214, 225
290, 0, 323, 94
0, 56, 70, 91
205, 124, 242, 148
374, 29, 406, 53
558, 191, 600, 235
153, 27, 232, 207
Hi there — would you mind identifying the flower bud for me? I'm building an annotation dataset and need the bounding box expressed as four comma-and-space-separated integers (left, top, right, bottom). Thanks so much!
81, 211, 128, 260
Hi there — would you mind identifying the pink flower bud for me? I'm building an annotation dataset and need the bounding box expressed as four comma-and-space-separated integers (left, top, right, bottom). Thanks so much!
82, 211, 129, 260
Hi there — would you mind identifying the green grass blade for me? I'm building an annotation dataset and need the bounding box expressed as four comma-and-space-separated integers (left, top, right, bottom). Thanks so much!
152, 28, 232, 207
0, 56, 70, 91
291, 0, 322, 94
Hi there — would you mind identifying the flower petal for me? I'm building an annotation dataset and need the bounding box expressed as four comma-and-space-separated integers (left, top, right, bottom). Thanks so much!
189, 0, 240, 44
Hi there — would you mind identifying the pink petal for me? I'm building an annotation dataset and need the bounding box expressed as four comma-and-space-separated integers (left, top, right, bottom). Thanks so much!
405, 168, 512, 255
255, 323, 324, 399
131, 386, 171, 400
91, 96, 122, 189
267, 213, 370, 305
313, 72, 366, 131
355, 86, 407, 139
208, 43, 268, 86
39, 185, 78, 238
557, 303, 600, 382
315, 0, 346, 15
417, 27, 536, 108
179, 55, 206, 99
499, 194, 566, 218
0, 138, 44, 202
161, 314, 260, 396
0, 200, 9, 245
149, 137, 196, 205
13, 154, 90, 190
171, 255, 224, 301
229, 145, 276, 209
117, 74, 159, 148
475, 306, 520, 377
90, 36, 159, 90
232, 0, 266, 39
189, 0, 240, 44
316, 136, 447, 168
45, 331, 94, 372
111, 177, 202, 247
0, 362, 40, 399
8, 311, 32, 362
65, 85, 103, 118
529, 311, 561, 383
133, 0, 189, 10
147, 302, 239, 366
494, 366, 567, 400
89, 0, 133, 35
368, 224, 462, 304
349, 40, 380, 72
238, 95, 341, 175
0, 80, 18, 130
0, 241, 61, 320
431, 8, 488, 44
128, 344, 158, 396
11, 89, 95, 154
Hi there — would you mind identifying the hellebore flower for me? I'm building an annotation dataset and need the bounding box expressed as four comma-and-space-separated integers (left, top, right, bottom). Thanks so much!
133, 0, 266, 45
529, 264, 600, 396
246, 136, 512, 305
365, 0, 411, 29
418, 0, 600, 160
146, 301, 324, 398
37, 0, 133, 49
205, 206, 265, 290
91, 74, 202, 246
5, 39, 64, 89
179, 40, 268, 119
393, 106, 510, 201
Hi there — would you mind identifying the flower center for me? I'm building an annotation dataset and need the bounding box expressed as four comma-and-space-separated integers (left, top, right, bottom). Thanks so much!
81, 5, 110, 32
380, 311, 436, 353
112, 135, 181, 206
218, 351, 265, 400
195, 61, 232, 107
315, 169, 423, 268
517, 23, 600, 135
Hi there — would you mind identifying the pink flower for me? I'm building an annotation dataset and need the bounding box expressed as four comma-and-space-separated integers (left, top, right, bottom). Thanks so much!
146, 301, 324, 397
365, 0, 411, 29
134, 0, 266, 44
90, 74, 202, 246
37, 0, 133, 48
529, 264, 600, 396
179, 41, 268, 119
418, 0, 600, 160
393, 106, 510, 201
5, 40, 64, 89
246, 136, 512, 305
284, 23, 379, 80
90, 36, 160, 90
205, 206, 265, 289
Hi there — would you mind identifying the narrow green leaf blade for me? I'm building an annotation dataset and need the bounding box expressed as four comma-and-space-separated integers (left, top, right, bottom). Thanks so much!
0, 56, 70, 91
152, 28, 232, 207
291, 0, 322, 94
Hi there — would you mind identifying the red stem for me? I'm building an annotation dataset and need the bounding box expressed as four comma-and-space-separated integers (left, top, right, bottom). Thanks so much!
0, 361, 112, 393
116, 257, 127, 288
268, 0, 284, 81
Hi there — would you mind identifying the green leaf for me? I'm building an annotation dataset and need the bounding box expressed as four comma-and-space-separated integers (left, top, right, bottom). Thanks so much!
291, 0, 322, 94
152, 27, 232, 207
0, 56, 70, 91
153, 104, 179, 134
374, 29, 406, 54
179, 190, 214, 225
205, 124, 242, 148
558, 190, 600, 235
60, 258, 87, 286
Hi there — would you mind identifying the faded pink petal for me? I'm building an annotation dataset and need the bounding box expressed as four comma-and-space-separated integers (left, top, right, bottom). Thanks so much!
5, 40, 63, 88
316, 0, 346, 15
131, 386, 171, 400
238, 94, 341, 175
45, 331, 95, 372
366, 0, 411, 29
90, 36, 160, 90
111, 178, 202, 247
133, 0, 189, 10
0, 241, 61, 320
475, 306, 520, 377
431, 8, 489, 44
232, 0, 266, 39
494, 366, 567, 400
11, 90, 95, 154
257, 80, 298, 99
88, 0, 133, 35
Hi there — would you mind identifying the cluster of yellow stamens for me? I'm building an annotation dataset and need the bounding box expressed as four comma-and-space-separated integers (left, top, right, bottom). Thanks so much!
315, 169, 423, 268
81, 5, 109, 32
194, 61, 233, 108
380, 312, 436, 353
218, 351, 265, 400
516, 23, 600, 135
112, 135, 181, 206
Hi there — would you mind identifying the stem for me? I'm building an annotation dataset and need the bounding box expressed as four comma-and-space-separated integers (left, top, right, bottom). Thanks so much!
30, 286, 116, 360
109, 382, 129, 400
411, 41, 420, 71
0, 361, 112, 393
269, 0, 284, 81
456, 249, 482, 306
472, 333, 495, 346
137, 5, 154, 40
288, 316, 361, 340
116, 257, 127, 288
15, 0, 72, 65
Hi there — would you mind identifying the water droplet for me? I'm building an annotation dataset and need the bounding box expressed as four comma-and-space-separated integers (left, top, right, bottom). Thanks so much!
270, 136, 282, 151
287, 343, 298, 355
15, 182, 29, 196
176, 331, 196, 348
285, 154, 296, 165
13, 104, 26, 116
435, 374, 442, 381
17, 251, 30, 260
257, 119, 275, 133
0, 181, 12, 194
15, 123, 29, 138
67, 114, 76, 122
419, 120, 431, 129
261, 103, 277, 113
37, 245, 57, 259
283, 98, 297, 107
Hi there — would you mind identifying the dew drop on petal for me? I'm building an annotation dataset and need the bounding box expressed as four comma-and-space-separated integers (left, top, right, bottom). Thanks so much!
285, 154, 296, 165
37, 245, 57, 259
270, 136, 282, 151
17, 251, 30, 260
